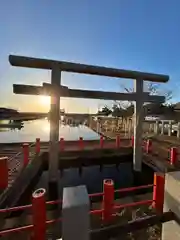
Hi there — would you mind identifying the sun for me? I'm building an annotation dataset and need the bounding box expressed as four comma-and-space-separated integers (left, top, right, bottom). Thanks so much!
39, 96, 50, 106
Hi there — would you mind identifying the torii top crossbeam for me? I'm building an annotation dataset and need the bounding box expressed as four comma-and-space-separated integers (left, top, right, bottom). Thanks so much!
9, 55, 169, 82
9, 54, 169, 185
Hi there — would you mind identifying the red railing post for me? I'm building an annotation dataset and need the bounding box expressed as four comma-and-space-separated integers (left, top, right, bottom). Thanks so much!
32, 188, 46, 240
100, 136, 104, 149
131, 136, 134, 147
170, 147, 177, 165
116, 136, 120, 148
23, 143, 29, 167
152, 173, 165, 214
35, 138, 40, 154
146, 139, 152, 154
60, 137, 64, 151
0, 157, 8, 189
79, 137, 84, 150
102, 179, 114, 223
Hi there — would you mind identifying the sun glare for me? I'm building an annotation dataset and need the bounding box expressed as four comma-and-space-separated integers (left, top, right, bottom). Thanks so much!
39, 96, 50, 106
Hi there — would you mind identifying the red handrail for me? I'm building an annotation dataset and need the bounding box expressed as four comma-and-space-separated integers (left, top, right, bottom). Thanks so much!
0, 204, 32, 213
0, 174, 164, 237
113, 199, 153, 210
0, 224, 33, 236
89, 192, 104, 198
90, 209, 103, 215
114, 184, 153, 193
0, 184, 154, 213
0, 218, 62, 236
0, 198, 154, 236
46, 218, 62, 224
89, 184, 153, 198
0, 199, 61, 213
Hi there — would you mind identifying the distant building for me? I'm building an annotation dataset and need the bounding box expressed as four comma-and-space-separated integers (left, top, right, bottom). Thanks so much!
174, 102, 180, 110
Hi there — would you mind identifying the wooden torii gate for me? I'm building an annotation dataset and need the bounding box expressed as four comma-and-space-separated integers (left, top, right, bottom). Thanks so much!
9, 55, 169, 185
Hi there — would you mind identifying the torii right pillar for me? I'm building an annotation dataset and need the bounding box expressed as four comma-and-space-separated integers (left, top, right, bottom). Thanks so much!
133, 79, 144, 172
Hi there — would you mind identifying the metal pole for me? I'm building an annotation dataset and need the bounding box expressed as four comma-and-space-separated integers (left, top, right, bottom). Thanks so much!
146, 139, 152, 154
133, 79, 144, 171
155, 121, 159, 134
102, 179, 114, 223
100, 136, 104, 149
131, 136, 134, 148
79, 137, 84, 150
60, 137, 64, 151
168, 120, 172, 136
32, 188, 46, 240
49, 66, 61, 188
23, 143, 29, 167
170, 147, 178, 165
177, 122, 180, 138
161, 121, 164, 135
0, 157, 8, 189
116, 135, 120, 148
152, 173, 165, 214
35, 138, 40, 154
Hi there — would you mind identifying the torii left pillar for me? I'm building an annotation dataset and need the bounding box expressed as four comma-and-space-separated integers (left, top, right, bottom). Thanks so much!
49, 66, 61, 199
133, 79, 144, 172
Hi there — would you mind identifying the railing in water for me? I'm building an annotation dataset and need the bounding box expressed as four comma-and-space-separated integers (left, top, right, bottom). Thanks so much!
0, 136, 179, 190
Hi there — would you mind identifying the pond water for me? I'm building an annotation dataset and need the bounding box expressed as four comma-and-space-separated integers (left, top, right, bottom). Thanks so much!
37, 163, 134, 197
0, 119, 154, 194
0, 119, 100, 143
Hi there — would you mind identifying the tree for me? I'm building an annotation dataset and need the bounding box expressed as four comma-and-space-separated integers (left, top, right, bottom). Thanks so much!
111, 104, 123, 117
145, 82, 172, 103
120, 82, 173, 104
98, 106, 112, 116
100, 82, 173, 118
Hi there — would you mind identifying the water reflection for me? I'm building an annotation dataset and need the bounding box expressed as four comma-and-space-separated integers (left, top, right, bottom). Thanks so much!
0, 119, 99, 143
43, 123, 50, 133
37, 163, 133, 196
0, 120, 24, 131
59, 164, 133, 193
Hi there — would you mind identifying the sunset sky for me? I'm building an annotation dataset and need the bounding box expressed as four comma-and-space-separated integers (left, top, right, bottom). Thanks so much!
1, 0, 180, 113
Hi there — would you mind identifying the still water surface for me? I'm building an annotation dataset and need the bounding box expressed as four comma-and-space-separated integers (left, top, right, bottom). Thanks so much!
0, 119, 135, 191
0, 119, 99, 143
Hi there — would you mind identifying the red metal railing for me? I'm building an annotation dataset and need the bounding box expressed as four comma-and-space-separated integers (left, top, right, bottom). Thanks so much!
90, 173, 165, 224
0, 172, 165, 238
0, 224, 33, 236
113, 199, 153, 211
0, 140, 39, 190
130, 136, 180, 166
163, 146, 180, 166
0, 137, 43, 190
90, 209, 104, 215
1, 135, 155, 190
0, 199, 61, 214
114, 184, 153, 193
168, 146, 180, 165
0, 136, 167, 238
59, 135, 140, 151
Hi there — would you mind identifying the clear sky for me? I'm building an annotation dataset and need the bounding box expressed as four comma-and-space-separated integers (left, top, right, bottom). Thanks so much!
0, 0, 180, 113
